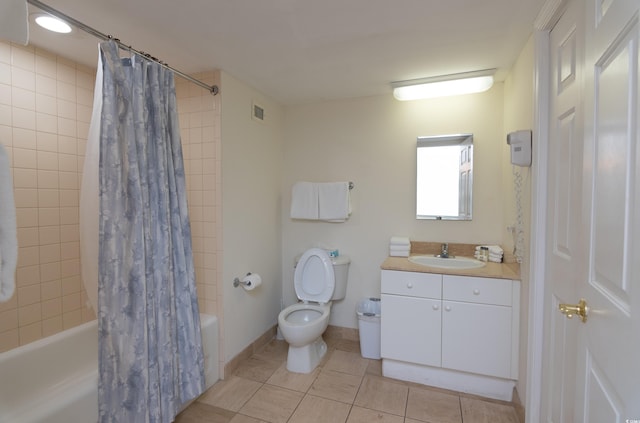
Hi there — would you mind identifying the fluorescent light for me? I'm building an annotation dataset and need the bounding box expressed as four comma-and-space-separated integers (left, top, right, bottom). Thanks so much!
392, 70, 495, 101
34, 14, 72, 34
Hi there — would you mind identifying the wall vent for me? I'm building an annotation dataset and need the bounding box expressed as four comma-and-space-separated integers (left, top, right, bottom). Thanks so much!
252, 102, 265, 122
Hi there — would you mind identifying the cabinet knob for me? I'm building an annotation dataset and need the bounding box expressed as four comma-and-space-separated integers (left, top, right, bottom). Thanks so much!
432, 304, 439, 311
445, 306, 452, 312
473, 289, 480, 295
406, 282, 413, 289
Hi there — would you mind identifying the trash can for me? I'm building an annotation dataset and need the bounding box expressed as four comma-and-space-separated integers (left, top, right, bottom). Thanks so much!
356, 298, 381, 359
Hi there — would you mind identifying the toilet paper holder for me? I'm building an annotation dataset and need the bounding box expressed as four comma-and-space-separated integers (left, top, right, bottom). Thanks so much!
233, 272, 253, 288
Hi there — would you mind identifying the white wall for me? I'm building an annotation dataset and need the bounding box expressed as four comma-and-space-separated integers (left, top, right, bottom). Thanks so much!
503, 35, 535, 402
220, 71, 284, 362
281, 86, 506, 329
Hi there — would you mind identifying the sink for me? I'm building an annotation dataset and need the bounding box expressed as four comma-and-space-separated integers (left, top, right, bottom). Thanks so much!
408, 255, 486, 270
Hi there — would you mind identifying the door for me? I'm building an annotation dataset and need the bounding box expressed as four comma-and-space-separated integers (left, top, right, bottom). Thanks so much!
542, 0, 640, 420
380, 294, 441, 367
441, 301, 511, 379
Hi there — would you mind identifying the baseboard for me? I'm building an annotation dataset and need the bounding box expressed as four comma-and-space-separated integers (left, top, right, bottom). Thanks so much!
512, 386, 525, 423
324, 324, 359, 342
223, 324, 277, 378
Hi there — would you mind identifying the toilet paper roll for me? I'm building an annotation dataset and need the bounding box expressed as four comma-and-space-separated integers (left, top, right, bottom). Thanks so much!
242, 273, 262, 291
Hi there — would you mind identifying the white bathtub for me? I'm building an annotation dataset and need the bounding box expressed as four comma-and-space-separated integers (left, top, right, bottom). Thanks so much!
0, 314, 219, 423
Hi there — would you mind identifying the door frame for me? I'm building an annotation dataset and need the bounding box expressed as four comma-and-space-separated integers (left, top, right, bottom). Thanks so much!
526, 0, 570, 421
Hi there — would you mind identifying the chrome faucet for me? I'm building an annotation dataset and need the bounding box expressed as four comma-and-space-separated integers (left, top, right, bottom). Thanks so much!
438, 243, 451, 258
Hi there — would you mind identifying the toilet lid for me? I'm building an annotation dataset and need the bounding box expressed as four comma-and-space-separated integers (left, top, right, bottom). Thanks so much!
294, 248, 335, 303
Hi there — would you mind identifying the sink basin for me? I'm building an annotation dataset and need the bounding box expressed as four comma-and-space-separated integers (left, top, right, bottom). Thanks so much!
408, 255, 486, 270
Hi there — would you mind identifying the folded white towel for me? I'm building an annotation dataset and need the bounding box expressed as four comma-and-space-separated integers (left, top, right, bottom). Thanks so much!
290, 182, 319, 219
475, 245, 504, 255
0, 144, 18, 302
389, 245, 410, 251
476, 252, 503, 263
318, 182, 351, 222
389, 249, 410, 257
0, 0, 28, 45
390, 236, 410, 246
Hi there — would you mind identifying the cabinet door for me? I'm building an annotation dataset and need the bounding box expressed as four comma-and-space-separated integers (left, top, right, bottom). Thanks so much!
381, 294, 441, 367
441, 301, 511, 378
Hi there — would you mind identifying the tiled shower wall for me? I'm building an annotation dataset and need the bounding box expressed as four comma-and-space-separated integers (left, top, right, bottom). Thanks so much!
175, 72, 221, 318
0, 40, 221, 352
0, 41, 95, 352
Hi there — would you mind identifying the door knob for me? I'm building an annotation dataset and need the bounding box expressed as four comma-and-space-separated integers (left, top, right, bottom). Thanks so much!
559, 299, 588, 323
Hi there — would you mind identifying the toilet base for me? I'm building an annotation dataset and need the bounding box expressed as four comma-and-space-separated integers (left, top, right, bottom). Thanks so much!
285, 336, 327, 373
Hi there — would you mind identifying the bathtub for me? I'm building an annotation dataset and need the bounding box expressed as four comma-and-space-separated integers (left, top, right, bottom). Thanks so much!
0, 314, 219, 423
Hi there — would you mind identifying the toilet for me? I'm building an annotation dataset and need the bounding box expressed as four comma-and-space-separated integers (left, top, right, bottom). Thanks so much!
278, 248, 350, 373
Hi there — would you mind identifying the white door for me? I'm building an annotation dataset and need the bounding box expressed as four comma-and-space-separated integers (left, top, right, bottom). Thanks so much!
542, 0, 640, 420
380, 294, 441, 367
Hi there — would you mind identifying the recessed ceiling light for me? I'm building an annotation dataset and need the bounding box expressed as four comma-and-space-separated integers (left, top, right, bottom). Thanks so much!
34, 14, 72, 34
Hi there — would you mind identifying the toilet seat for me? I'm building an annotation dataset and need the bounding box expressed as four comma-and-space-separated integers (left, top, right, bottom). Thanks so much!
294, 248, 335, 304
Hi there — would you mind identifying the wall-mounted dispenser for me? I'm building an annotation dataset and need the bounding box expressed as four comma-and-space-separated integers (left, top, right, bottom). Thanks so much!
507, 130, 532, 167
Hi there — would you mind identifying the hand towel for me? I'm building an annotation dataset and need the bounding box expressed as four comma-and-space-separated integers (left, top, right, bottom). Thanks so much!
390, 236, 410, 246
0, 0, 28, 45
0, 144, 18, 302
389, 245, 410, 251
389, 248, 410, 257
318, 182, 351, 221
290, 182, 319, 219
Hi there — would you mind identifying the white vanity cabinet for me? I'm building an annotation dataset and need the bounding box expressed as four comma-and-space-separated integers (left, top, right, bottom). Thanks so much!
380, 269, 520, 401
380, 271, 442, 367
441, 275, 517, 379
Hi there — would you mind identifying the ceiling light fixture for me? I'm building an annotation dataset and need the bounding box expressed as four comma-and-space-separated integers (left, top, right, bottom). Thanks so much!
391, 69, 495, 101
34, 14, 72, 34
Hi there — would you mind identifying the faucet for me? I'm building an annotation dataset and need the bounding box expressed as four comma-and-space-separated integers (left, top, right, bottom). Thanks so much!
438, 243, 452, 258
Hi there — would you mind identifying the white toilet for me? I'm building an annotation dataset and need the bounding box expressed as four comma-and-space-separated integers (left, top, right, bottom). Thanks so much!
278, 248, 350, 373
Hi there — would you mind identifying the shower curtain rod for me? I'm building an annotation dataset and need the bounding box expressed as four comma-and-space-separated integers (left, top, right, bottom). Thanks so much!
27, 0, 219, 95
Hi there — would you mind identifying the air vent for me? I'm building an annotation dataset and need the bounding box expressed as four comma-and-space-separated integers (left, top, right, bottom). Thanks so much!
252, 102, 265, 122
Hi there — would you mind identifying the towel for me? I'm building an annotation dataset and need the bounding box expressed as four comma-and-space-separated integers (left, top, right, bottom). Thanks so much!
290, 182, 319, 219
0, 0, 28, 45
318, 182, 351, 221
390, 236, 410, 247
0, 144, 18, 302
389, 248, 410, 257
475, 245, 504, 255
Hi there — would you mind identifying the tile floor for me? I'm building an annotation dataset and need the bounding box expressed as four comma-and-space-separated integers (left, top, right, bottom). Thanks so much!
176, 336, 519, 423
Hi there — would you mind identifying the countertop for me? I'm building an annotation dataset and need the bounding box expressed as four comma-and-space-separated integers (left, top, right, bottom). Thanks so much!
380, 256, 520, 280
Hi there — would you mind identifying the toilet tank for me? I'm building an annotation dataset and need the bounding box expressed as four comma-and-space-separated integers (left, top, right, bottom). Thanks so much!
331, 256, 350, 300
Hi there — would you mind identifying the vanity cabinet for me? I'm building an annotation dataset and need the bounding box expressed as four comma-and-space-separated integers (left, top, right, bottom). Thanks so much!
441, 275, 513, 379
380, 271, 442, 367
380, 269, 520, 400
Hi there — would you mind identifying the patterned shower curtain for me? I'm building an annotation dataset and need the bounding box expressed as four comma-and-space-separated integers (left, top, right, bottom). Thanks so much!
96, 40, 204, 422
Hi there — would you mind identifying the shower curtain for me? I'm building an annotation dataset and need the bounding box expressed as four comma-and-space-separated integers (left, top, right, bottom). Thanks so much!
95, 40, 204, 422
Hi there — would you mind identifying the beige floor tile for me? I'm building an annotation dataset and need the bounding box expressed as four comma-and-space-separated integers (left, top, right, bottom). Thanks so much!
460, 397, 519, 423
288, 395, 351, 423
366, 359, 382, 376
234, 355, 282, 383
266, 362, 320, 392
333, 338, 361, 353
353, 375, 408, 416
324, 349, 370, 376
239, 384, 304, 423
197, 376, 262, 412
405, 387, 462, 423
253, 339, 289, 363
175, 401, 236, 423
229, 415, 269, 423
346, 406, 404, 423
308, 369, 363, 403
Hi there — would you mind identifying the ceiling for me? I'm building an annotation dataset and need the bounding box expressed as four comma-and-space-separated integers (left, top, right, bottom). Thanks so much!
26, 0, 547, 105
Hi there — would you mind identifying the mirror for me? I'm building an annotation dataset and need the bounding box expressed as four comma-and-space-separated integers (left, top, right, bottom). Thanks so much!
416, 134, 473, 220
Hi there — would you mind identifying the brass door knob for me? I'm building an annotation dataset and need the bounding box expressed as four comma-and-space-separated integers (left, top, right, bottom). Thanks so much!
559, 299, 588, 323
